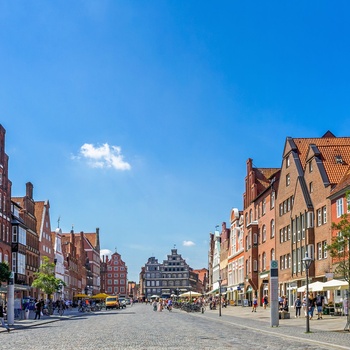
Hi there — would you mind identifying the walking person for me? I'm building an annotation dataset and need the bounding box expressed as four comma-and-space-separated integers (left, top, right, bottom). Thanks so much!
315, 293, 325, 319
308, 293, 315, 320
34, 299, 42, 320
294, 296, 302, 318
263, 295, 268, 309
252, 296, 258, 312
0, 302, 10, 332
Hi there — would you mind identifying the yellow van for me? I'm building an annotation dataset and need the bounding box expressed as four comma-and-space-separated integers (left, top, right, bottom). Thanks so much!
105, 296, 120, 310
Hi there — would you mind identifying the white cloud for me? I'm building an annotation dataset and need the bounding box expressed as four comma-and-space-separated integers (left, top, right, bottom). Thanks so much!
75, 143, 131, 170
183, 240, 195, 247
100, 249, 113, 260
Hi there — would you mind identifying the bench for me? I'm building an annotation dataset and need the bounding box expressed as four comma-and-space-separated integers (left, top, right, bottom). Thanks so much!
279, 311, 290, 319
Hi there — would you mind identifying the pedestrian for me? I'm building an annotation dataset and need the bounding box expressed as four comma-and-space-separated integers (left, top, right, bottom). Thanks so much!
263, 295, 268, 309
252, 296, 258, 312
302, 294, 307, 317
167, 299, 173, 311
294, 296, 301, 318
34, 299, 42, 320
157, 298, 163, 312
152, 299, 157, 311
0, 302, 10, 332
315, 293, 325, 319
308, 293, 315, 320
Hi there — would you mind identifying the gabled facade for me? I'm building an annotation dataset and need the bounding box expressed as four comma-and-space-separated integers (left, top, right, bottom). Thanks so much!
61, 232, 81, 299
0, 125, 12, 273
243, 159, 278, 303
255, 171, 279, 305
211, 226, 221, 293
327, 168, 350, 302
104, 250, 128, 297
83, 229, 101, 295
219, 222, 230, 293
12, 182, 40, 298
10, 201, 27, 291
227, 208, 244, 305
277, 132, 350, 305
35, 200, 55, 264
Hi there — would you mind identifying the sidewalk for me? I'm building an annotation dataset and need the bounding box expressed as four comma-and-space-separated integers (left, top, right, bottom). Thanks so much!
204, 304, 350, 332
1, 308, 80, 332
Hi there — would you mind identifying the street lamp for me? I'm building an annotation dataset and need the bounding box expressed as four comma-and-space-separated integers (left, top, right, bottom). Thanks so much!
218, 276, 222, 317
302, 252, 313, 333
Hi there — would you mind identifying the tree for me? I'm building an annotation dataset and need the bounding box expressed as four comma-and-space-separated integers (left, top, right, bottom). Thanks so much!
0, 262, 11, 285
327, 194, 350, 331
31, 256, 66, 301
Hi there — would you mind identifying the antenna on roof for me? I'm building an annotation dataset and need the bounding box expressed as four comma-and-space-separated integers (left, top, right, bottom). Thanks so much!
57, 216, 61, 228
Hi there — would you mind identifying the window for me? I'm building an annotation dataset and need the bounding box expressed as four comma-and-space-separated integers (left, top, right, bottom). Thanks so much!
337, 198, 344, 218
253, 233, 258, 245
271, 248, 275, 261
286, 174, 290, 186
262, 199, 266, 215
286, 156, 290, 168
347, 194, 350, 213
262, 252, 266, 270
270, 220, 275, 238
249, 209, 253, 223
262, 225, 266, 242
317, 242, 322, 260
322, 206, 327, 224
309, 182, 313, 193
253, 260, 258, 272
280, 229, 284, 243
323, 241, 327, 259
317, 209, 322, 226
287, 225, 291, 240
309, 161, 313, 173
271, 192, 275, 209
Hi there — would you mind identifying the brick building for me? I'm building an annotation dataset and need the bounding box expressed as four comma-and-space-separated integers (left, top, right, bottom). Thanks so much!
276, 132, 350, 305
104, 250, 128, 297
12, 182, 40, 299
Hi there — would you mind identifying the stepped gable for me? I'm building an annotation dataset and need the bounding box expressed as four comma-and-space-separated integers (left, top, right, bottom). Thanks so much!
254, 167, 280, 194
290, 132, 350, 185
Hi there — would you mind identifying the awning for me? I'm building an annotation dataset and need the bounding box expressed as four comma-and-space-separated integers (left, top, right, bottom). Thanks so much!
207, 288, 218, 294
0, 284, 31, 293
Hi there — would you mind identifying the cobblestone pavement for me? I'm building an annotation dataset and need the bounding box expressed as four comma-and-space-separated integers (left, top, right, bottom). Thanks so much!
1, 304, 350, 349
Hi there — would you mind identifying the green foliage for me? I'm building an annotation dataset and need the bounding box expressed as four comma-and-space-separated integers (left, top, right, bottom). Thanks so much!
31, 256, 66, 296
327, 191, 350, 283
0, 262, 11, 285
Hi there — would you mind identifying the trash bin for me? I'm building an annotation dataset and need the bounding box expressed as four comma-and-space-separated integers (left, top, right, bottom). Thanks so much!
25, 309, 29, 320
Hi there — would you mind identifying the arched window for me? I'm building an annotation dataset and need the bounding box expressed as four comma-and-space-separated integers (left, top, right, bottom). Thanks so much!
262, 252, 266, 270
262, 225, 266, 242
270, 219, 275, 238
271, 248, 275, 261
249, 209, 253, 223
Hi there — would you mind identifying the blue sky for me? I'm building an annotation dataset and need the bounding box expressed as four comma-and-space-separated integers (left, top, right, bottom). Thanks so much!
1, 1, 350, 282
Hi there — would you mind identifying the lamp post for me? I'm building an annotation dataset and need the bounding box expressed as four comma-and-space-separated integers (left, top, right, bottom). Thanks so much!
218, 276, 222, 317
302, 252, 313, 333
